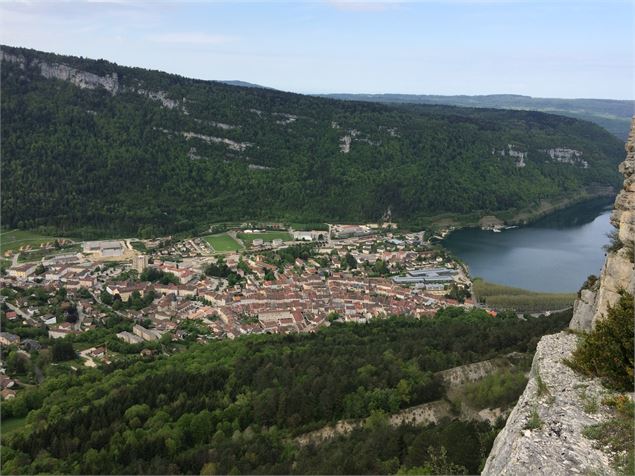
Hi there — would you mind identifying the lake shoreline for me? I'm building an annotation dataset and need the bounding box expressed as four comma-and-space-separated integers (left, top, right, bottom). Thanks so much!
415, 189, 616, 231
442, 198, 612, 293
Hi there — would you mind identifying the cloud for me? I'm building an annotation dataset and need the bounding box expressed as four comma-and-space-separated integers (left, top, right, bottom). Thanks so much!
147, 32, 236, 45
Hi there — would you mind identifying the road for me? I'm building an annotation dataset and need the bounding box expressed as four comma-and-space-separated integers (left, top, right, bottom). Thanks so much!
4, 301, 39, 326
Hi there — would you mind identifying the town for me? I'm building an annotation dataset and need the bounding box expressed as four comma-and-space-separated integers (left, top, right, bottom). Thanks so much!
0, 223, 476, 400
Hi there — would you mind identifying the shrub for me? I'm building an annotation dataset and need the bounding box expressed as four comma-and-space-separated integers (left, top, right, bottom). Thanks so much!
524, 407, 542, 430
568, 292, 634, 391
583, 395, 634, 474
578, 274, 598, 297
603, 228, 623, 253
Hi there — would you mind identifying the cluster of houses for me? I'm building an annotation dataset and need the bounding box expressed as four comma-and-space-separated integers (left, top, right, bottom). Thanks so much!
0, 332, 43, 400
0, 228, 474, 391
96, 235, 471, 339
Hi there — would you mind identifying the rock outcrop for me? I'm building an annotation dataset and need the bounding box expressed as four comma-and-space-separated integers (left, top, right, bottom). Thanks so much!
437, 353, 524, 387
1, 50, 188, 108
569, 118, 635, 331
482, 333, 616, 476
38, 61, 119, 95
1, 50, 119, 95
483, 118, 635, 475
296, 354, 522, 447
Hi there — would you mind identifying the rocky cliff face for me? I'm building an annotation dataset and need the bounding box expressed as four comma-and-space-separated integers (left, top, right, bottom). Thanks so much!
483, 118, 635, 475
570, 119, 635, 330
1, 50, 184, 106
1, 50, 119, 95
482, 333, 616, 476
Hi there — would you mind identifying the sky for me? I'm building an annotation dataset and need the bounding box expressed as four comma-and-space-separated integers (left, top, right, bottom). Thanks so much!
1, 0, 633, 99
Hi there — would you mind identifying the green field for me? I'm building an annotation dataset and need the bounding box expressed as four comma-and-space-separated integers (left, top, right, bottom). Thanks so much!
0, 229, 68, 255
237, 231, 292, 246
1, 416, 26, 435
473, 278, 575, 313
203, 233, 243, 252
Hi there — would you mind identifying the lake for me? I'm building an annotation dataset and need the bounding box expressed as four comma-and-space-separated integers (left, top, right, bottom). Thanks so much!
443, 198, 614, 292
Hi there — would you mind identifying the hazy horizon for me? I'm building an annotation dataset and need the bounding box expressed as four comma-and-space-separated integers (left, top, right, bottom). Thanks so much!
1, 0, 633, 100
3, 41, 634, 103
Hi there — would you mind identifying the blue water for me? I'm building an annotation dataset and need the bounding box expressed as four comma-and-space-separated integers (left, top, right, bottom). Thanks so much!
443, 199, 613, 292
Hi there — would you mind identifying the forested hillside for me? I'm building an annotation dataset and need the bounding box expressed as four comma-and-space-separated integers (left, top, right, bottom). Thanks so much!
1, 45, 624, 237
1, 308, 571, 475
320, 93, 634, 141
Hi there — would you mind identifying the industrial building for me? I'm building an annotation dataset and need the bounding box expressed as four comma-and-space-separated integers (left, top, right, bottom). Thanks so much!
83, 240, 124, 257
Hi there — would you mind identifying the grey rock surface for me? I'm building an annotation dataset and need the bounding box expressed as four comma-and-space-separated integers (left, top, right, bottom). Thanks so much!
485, 118, 635, 475
570, 117, 635, 331
482, 332, 616, 476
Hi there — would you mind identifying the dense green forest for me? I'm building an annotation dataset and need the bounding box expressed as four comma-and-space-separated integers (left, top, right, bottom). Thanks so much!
0, 307, 572, 474
1, 45, 624, 237
321, 93, 634, 140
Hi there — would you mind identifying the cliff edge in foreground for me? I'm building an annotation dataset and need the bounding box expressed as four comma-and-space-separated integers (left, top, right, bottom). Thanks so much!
483, 118, 635, 475
482, 333, 616, 475
570, 119, 635, 330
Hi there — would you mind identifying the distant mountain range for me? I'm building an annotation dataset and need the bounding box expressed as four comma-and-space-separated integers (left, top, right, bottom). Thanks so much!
1, 45, 625, 237
318, 93, 634, 140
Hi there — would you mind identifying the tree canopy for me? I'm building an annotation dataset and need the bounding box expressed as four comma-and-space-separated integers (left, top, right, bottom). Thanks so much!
1, 307, 572, 474
1, 45, 623, 238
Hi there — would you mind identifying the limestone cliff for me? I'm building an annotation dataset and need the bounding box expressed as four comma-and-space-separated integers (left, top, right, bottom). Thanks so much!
1, 49, 182, 107
483, 118, 635, 475
1, 50, 119, 95
570, 118, 635, 330
482, 333, 616, 475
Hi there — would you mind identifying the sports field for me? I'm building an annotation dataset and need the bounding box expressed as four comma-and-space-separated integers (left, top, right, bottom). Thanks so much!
0, 229, 66, 255
203, 233, 243, 252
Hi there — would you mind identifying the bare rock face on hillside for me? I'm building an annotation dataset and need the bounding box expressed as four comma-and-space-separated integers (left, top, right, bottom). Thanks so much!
39, 61, 119, 95
482, 333, 616, 476
569, 117, 635, 331
483, 118, 635, 476
1, 51, 119, 95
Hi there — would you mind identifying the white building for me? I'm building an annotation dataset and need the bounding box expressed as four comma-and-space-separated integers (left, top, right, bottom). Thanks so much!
83, 240, 124, 257
132, 324, 163, 342
292, 230, 327, 242
117, 331, 144, 345
7, 263, 38, 279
